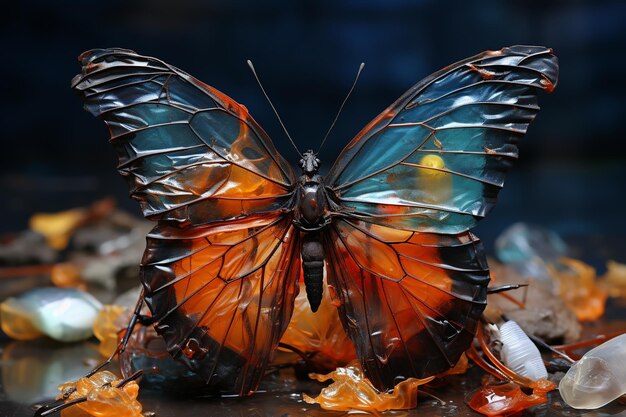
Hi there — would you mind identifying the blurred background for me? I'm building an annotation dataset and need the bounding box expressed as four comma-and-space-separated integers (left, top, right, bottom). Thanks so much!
2, 0, 625, 262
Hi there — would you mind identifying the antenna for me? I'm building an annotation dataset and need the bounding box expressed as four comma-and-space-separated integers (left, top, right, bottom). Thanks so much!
246, 60, 302, 157
317, 62, 365, 154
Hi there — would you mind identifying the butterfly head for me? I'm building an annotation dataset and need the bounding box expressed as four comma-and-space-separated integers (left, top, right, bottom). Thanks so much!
299, 150, 321, 175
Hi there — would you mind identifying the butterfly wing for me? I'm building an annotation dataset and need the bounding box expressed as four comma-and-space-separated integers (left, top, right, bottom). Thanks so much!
72, 49, 300, 394
325, 219, 488, 389
142, 214, 300, 395
325, 46, 558, 388
72, 48, 295, 226
327, 45, 558, 233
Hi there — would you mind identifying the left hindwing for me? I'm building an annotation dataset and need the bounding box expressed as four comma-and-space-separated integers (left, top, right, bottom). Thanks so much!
324, 46, 558, 389
142, 214, 300, 395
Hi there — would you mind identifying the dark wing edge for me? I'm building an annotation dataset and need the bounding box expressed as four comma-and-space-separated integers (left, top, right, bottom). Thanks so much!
71, 48, 296, 226
324, 219, 489, 390
141, 213, 301, 395
327, 45, 558, 234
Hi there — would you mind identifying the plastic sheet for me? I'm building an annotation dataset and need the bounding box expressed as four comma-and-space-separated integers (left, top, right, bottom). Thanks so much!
57, 371, 142, 417
467, 380, 554, 416
303, 360, 433, 411
279, 281, 356, 372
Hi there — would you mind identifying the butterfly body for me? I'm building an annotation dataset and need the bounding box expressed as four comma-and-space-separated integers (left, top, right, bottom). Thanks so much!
293, 150, 333, 311
72, 46, 558, 395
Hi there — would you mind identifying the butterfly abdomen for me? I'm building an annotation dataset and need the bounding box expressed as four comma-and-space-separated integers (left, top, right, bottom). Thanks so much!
302, 232, 324, 312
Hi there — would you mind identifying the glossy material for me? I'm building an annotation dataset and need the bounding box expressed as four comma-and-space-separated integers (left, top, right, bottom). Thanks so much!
495, 223, 568, 286
603, 260, 626, 298
495, 222, 567, 264
72, 46, 558, 394
551, 257, 607, 321
303, 360, 433, 411
327, 46, 558, 234
279, 281, 356, 372
559, 334, 626, 409
92, 305, 128, 357
71, 49, 295, 226
57, 371, 141, 417
325, 219, 489, 388
0, 288, 102, 342
1, 341, 97, 403
467, 380, 554, 416
119, 324, 212, 395
499, 321, 548, 380
143, 214, 301, 395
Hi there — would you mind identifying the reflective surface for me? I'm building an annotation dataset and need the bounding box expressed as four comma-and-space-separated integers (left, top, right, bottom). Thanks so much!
2, 317, 626, 417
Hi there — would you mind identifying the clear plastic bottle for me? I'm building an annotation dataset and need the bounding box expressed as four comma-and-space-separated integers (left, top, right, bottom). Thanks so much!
559, 334, 626, 409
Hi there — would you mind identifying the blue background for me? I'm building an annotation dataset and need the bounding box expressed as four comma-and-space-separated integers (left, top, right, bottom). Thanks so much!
2, 0, 625, 260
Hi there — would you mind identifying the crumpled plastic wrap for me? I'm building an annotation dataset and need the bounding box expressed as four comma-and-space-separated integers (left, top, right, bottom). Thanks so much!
550, 257, 607, 321
57, 371, 142, 417
279, 281, 356, 371
303, 360, 433, 411
467, 380, 554, 416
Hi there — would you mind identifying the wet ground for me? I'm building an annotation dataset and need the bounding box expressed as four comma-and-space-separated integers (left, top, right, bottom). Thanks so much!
2, 311, 626, 417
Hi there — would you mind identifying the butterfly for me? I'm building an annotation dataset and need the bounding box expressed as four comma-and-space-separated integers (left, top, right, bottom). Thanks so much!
71, 46, 558, 395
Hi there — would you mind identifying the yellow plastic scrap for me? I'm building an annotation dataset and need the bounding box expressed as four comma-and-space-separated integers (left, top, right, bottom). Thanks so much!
57, 371, 141, 417
550, 257, 607, 321
29, 198, 116, 251
30, 208, 89, 250
303, 360, 434, 412
602, 260, 626, 298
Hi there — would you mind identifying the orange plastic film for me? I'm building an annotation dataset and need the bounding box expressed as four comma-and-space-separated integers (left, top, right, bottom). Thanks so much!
58, 371, 142, 417
303, 360, 433, 412
279, 281, 356, 371
550, 257, 607, 321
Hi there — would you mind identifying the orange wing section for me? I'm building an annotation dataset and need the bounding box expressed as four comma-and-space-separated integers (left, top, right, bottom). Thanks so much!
324, 218, 489, 390
141, 213, 300, 395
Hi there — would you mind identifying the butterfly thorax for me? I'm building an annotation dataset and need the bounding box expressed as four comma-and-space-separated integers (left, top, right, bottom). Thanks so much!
294, 150, 331, 231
